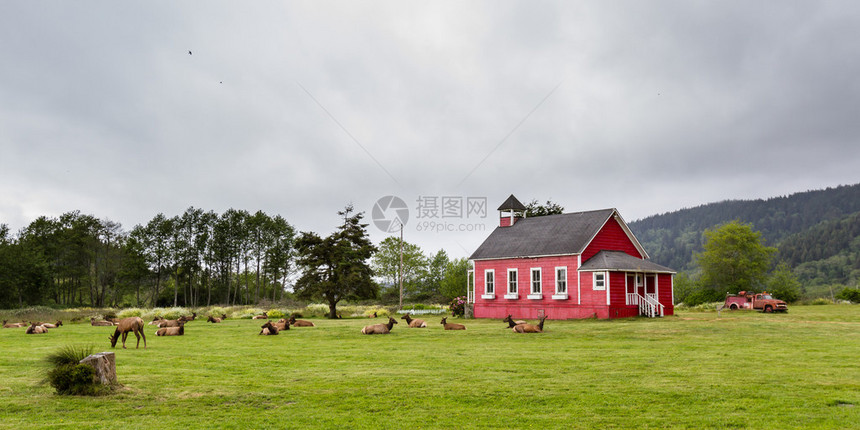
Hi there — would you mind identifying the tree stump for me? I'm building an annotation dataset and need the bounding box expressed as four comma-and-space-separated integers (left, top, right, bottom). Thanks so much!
79, 352, 117, 386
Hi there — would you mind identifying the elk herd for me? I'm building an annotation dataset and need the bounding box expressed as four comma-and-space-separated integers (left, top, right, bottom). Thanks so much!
4, 310, 550, 346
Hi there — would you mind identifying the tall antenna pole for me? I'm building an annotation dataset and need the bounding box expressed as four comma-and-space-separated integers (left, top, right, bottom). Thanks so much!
399, 221, 404, 310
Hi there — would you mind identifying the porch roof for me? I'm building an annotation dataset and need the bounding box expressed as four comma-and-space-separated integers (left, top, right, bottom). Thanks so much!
579, 250, 676, 274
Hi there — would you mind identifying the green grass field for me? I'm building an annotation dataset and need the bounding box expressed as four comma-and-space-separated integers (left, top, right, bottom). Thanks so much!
1, 306, 858, 429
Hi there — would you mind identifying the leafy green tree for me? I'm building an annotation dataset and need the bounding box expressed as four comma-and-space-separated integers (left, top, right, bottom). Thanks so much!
294, 205, 377, 318
696, 220, 776, 299
525, 199, 564, 217
836, 287, 860, 303
371, 236, 427, 302
767, 262, 802, 303
440, 257, 470, 300
419, 250, 449, 301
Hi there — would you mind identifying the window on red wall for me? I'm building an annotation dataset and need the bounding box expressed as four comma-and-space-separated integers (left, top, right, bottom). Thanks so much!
506, 268, 518, 298
555, 267, 567, 294
530, 268, 541, 294
593, 272, 606, 290
485, 270, 494, 295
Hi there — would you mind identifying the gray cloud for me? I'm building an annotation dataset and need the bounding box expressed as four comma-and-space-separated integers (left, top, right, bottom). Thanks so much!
2, 1, 859, 257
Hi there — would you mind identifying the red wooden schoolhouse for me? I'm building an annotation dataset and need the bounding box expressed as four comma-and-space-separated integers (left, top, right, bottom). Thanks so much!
467, 195, 675, 319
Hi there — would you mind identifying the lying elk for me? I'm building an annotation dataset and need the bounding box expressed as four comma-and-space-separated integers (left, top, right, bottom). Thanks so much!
440, 317, 466, 330
361, 317, 398, 334
91, 318, 114, 327
512, 315, 548, 333
207, 315, 222, 323
26, 322, 48, 334
179, 312, 197, 322
3, 320, 27, 328
401, 314, 427, 328
259, 321, 279, 335
502, 314, 527, 328
104, 316, 120, 325
273, 319, 290, 331
288, 316, 315, 327
156, 321, 185, 336
252, 312, 268, 320
109, 317, 147, 349
40, 321, 63, 329
149, 316, 164, 326
157, 319, 183, 328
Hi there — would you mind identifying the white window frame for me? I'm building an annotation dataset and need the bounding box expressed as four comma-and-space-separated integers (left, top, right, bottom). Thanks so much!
481, 269, 495, 299
505, 268, 518, 299
593, 271, 606, 291
528, 267, 542, 299
553, 266, 568, 300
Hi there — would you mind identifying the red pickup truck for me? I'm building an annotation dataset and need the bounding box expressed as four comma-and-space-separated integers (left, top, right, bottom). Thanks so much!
724, 291, 788, 313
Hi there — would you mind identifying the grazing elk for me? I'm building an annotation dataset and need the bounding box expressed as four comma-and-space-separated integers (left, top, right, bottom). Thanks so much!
109, 317, 147, 349
91, 318, 114, 327
252, 312, 268, 320
259, 321, 279, 335
361, 317, 397, 335
26, 323, 48, 334
503, 315, 527, 328
273, 319, 290, 331
288, 316, 315, 327
440, 317, 466, 330
40, 321, 63, 329
401, 314, 427, 328
3, 320, 27, 328
207, 315, 222, 323
156, 321, 185, 336
512, 315, 548, 333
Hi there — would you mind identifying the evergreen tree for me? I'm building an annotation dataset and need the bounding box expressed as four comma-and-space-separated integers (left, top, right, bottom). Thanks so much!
294, 205, 377, 318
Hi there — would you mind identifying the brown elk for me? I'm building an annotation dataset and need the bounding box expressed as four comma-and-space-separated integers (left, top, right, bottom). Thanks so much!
91, 318, 114, 327
148, 316, 164, 326
259, 321, 279, 335
440, 317, 466, 330
502, 314, 527, 328
104, 316, 120, 325
360, 317, 397, 334
288, 316, 315, 327
26, 323, 48, 334
272, 319, 290, 331
252, 312, 268, 320
40, 321, 63, 329
207, 315, 222, 323
109, 317, 147, 349
512, 315, 548, 333
179, 312, 197, 322
156, 321, 185, 336
157, 319, 183, 328
3, 320, 27, 328
401, 314, 427, 328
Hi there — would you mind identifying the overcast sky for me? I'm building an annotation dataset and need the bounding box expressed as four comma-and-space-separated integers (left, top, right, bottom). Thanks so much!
2, 1, 859, 259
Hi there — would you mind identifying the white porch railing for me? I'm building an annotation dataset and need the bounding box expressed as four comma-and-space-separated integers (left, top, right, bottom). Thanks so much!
637, 293, 664, 318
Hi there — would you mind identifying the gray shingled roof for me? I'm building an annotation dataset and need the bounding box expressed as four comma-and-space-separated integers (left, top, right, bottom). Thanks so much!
579, 250, 675, 273
469, 209, 616, 260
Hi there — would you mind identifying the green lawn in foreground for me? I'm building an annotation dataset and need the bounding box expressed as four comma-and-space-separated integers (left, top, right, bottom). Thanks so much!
0, 306, 858, 429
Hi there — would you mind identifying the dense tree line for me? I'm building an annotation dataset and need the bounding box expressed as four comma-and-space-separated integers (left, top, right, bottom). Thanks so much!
0, 208, 295, 309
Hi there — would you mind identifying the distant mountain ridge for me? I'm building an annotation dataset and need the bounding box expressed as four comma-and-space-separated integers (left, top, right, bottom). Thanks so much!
628, 183, 860, 287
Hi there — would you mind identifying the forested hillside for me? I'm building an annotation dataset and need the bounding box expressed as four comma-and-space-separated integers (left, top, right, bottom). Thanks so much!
630, 183, 860, 288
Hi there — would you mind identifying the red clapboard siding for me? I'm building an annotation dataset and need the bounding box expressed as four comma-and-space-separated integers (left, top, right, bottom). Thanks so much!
582, 217, 642, 262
